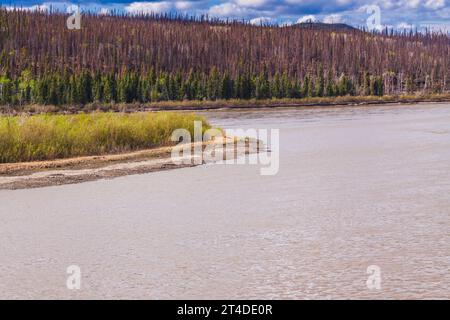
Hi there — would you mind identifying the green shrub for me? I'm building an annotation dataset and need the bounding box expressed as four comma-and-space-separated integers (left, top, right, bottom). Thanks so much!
0, 112, 209, 163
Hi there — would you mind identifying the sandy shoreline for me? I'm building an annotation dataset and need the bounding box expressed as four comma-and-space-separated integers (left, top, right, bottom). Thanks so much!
0, 138, 260, 190
3, 95, 450, 114
145, 97, 450, 112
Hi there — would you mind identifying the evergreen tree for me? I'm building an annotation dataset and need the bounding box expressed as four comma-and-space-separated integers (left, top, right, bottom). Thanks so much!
271, 72, 282, 99
103, 74, 116, 103
281, 71, 292, 98
315, 65, 324, 97
206, 67, 221, 100
363, 71, 371, 96
302, 74, 312, 97
92, 72, 103, 102
325, 70, 335, 97
221, 72, 233, 100
0, 75, 12, 105
79, 71, 93, 104
18, 69, 33, 105
48, 75, 59, 105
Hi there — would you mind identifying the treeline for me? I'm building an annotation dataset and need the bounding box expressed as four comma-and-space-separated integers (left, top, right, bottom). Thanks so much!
1, 68, 387, 105
0, 8, 449, 106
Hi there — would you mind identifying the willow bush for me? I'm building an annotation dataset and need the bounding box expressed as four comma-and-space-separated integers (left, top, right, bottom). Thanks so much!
0, 112, 209, 163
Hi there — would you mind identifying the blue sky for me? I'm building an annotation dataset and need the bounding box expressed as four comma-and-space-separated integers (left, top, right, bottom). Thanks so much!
1, 0, 449, 31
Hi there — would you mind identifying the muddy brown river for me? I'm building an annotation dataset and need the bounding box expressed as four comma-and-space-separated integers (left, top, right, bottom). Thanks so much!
1, 103, 450, 299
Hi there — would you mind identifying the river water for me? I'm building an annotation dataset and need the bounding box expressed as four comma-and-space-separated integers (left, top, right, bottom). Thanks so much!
1, 103, 450, 299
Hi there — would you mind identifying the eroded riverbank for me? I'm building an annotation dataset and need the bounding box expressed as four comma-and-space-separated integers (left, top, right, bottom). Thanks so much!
0, 137, 261, 190
0, 137, 264, 190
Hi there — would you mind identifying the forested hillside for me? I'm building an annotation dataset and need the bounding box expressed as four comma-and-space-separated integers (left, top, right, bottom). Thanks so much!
0, 8, 449, 106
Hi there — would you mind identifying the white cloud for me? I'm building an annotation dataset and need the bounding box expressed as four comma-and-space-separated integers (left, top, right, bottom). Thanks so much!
175, 1, 194, 11
436, 7, 450, 18
250, 16, 273, 25
123, 1, 198, 14
208, 2, 251, 17
405, 0, 421, 9
235, 0, 269, 7
323, 14, 343, 24
367, 0, 425, 10
285, 0, 311, 3
125, 2, 173, 14
377, 0, 396, 9
3, 0, 450, 31
297, 15, 317, 24
424, 0, 445, 10
4, 4, 50, 12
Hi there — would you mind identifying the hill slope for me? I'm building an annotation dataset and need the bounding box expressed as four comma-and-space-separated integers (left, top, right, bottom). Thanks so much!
0, 9, 449, 106
295, 22, 358, 32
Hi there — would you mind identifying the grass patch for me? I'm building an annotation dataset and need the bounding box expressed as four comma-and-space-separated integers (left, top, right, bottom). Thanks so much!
0, 112, 209, 163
